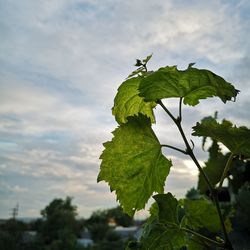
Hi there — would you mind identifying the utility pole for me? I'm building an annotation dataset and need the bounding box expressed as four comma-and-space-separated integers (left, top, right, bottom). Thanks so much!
11, 203, 19, 220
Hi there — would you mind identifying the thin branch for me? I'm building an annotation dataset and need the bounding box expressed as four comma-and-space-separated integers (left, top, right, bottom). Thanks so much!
175, 121, 214, 193
219, 153, 234, 189
157, 100, 177, 123
162, 221, 224, 248
161, 144, 188, 155
213, 191, 232, 249
178, 97, 183, 122
181, 227, 225, 247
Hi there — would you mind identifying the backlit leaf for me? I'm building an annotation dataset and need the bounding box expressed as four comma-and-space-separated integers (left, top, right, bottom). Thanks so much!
138, 193, 185, 250
153, 193, 179, 224
112, 77, 156, 124
140, 220, 186, 250
139, 66, 238, 105
98, 115, 172, 216
192, 118, 250, 158
182, 199, 220, 233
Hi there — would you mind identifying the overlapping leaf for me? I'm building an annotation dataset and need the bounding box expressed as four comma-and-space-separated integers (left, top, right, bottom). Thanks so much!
182, 199, 220, 233
139, 66, 238, 105
192, 118, 250, 158
98, 115, 172, 216
153, 193, 179, 224
139, 193, 186, 250
112, 77, 156, 124
140, 222, 186, 250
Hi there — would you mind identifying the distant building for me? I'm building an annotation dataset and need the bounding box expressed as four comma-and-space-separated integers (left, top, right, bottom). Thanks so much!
114, 226, 141, 240
78, 228, 94, 247
77, 238, 94, 247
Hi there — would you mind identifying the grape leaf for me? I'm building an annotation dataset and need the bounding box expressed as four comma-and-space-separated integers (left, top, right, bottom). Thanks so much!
98, 115, 172, 216
182, 199, 220, 233
112, 77, 156, 124
192, 118, 250, 158
153, 193, 179, 224
139, 66, 239, 106
140, 193, 185, 250
187, 235, 210, 250
140, 221, 186, 250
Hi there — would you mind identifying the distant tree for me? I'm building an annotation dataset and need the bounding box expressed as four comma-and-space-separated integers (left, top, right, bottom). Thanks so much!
87, 206, 133, 227
0, 219, 27, 250
39, 196, 79, 246
107, 206, 133, 227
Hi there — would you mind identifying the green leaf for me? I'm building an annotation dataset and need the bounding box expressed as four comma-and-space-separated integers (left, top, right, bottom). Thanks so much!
139, 66, 239, 106
142, 54, 153, 64
140, 220, 186, 250
182, 199, 220, 233
112, 77, 156, 124
98, 115, 172, 216
138, 193, 185, 250
153, 193, 179, 224
135, 59, 143, 67
192, 118, 250, 158
186, 235, 209, 250
198, 141, 228, 193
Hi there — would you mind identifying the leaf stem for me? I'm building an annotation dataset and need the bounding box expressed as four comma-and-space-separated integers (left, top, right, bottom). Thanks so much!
219, 153, 234, 189
181, 227, 225, 247
163, 221, 224, 248
161, 144, 188, 155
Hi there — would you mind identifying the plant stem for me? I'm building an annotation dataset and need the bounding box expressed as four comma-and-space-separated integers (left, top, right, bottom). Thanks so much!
219, 153, 234, 189
163, 221, 224, 248
161, 144, 188, 155
181, 227, 225, 247
178, 97, 183, 122
213, 190, 232, 250
158, 100, 177, 123
159, 100, 232, 249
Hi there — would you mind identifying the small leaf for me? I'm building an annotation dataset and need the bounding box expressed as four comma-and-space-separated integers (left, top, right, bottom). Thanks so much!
192, 118, 250, 158
112, 77, 156, 124
142, 54, 153, 64
127, 67, 146, 79
139, 66, 239, 106
182, 199, 220, 233
153, 193, 179, 224
135, 59, 143, 67
188, 62, 196, 68
98, 115, 172, 216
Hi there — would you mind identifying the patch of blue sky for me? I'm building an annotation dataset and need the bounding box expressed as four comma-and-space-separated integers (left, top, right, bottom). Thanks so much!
0, 60, 90, 106
68, 1, 115, 20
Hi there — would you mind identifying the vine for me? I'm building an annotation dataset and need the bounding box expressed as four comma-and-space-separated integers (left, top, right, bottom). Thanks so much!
98, 55, 250, 250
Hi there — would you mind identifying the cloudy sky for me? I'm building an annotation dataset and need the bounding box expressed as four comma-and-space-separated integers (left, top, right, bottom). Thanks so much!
0, 0, 250, 219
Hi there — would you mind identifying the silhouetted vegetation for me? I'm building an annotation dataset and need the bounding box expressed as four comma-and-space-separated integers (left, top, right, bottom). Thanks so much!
0, 197, 134, 250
